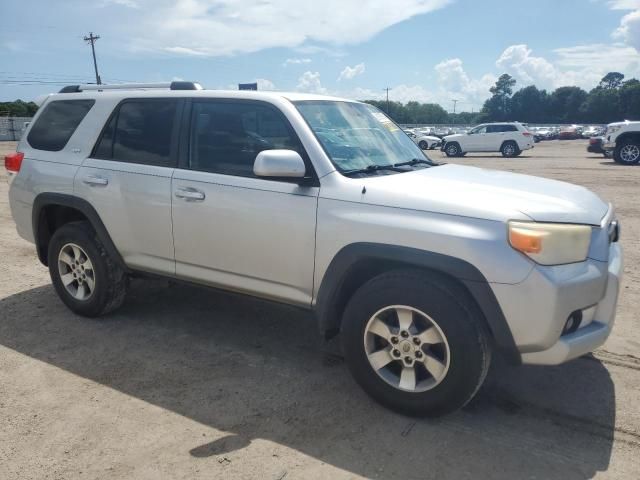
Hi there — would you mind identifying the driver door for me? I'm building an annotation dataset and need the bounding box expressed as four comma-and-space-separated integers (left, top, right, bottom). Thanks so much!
171, 99, 319, 306
466, 125, 487, 150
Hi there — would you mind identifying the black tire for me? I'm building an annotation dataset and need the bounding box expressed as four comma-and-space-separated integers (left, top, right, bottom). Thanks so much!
444, 142, 462, 157
614, 140, 640, 165
501, 141, 520, 158
341, 269, 492, 417
48, 221, 128, 317
418, 140, 429, 150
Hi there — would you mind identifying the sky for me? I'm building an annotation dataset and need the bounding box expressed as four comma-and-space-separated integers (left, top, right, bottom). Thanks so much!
1, 0, 639, 112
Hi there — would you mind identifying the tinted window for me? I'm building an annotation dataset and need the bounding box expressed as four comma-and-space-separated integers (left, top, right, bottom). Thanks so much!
470, 126, 487, 134
94, 99, 178, 166
27, 100, 95, 151
190, 101, 304, 177
503, 124, 518, 132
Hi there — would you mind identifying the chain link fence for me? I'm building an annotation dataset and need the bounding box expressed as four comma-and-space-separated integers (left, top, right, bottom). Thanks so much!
0, 117, 32, 141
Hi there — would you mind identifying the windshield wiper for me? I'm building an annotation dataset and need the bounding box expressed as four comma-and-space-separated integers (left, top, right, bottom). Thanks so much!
342, 164, 402, 176
393, 158, 433, 167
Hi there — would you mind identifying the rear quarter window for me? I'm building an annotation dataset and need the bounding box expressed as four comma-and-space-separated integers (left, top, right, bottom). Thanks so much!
27, 99, 95, 151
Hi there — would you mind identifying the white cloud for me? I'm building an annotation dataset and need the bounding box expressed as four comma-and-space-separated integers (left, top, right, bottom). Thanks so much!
496, 45, 558, 86
296, 71, 326, 93
283, 58, 312, 67
120, 0, 452, 57
614, 10, 640, 50
433, 58, 496, 110
256, 78, 276, 90
607, 0, 640, 9
494, 44, 639, 90
338, 63, 366, 81
102, 0, 140, 7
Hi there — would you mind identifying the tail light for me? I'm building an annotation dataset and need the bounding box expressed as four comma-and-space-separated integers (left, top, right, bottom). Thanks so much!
522, 132, 532, 137
5, 152, 24, 173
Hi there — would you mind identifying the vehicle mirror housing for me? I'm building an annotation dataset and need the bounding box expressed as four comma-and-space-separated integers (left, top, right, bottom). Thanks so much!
254, 149, 306, 178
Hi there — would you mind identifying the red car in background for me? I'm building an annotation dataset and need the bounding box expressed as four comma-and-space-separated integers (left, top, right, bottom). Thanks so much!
558, 127, 581, 140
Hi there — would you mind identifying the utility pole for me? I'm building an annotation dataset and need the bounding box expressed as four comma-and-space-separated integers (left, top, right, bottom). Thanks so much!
452, 99, 458, 114
383, 87, 391, 115
84, 32, 102, 85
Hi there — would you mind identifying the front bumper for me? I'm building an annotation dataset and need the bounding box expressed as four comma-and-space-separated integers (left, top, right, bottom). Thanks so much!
603, 137, 616, 151
520, 243, 622, 365
491, 242, 623, 366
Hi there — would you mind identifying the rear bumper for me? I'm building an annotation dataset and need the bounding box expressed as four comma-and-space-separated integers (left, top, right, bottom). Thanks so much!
491, 242, 623, 366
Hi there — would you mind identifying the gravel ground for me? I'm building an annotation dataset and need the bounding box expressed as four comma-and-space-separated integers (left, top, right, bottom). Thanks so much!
0, 140, 638, 480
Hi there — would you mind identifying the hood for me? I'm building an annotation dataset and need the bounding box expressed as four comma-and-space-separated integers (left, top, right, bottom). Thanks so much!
360, 164, 608, 225
443, 133, 464, 141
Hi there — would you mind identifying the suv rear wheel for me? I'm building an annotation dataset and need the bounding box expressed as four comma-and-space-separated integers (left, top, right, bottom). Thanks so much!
48, 221, 128, 317
341, 269, 491, 416
614, 140, 640, 165
501, 141, 520, 158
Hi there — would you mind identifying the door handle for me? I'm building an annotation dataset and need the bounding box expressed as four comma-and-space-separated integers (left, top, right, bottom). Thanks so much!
175, 187, 205, 201
83, 175, 108, 186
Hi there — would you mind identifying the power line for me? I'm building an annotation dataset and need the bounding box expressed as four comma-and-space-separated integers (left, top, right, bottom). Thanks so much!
83, 32, 102, 85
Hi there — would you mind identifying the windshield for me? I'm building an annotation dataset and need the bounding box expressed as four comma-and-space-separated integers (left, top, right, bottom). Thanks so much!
294, 101, 434, 175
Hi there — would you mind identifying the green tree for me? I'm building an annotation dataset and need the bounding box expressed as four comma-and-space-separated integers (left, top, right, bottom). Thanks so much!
549, 86, 588, 123
510, 86, 550, 123
481, 74, 517, 121
599, 72, 625, 90
0, 100, 39, 117
619, 79, 640, 120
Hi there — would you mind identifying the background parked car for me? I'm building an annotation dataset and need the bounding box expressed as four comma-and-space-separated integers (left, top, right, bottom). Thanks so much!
582, 126, 605, 138
406, 130, 442, 150
558, 127, 581, 140
587, 136, 612, 157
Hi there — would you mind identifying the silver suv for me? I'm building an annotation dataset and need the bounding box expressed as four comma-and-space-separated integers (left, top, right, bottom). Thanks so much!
5, 83, 623, 416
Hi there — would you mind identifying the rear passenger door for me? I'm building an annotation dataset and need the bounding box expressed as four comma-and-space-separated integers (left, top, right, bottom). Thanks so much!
75, 98, 182, 275
171, 99, 319, 306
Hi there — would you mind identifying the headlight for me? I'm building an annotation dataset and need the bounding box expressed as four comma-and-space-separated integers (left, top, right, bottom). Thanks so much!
508, 221, 592, 265
606, 125, 621, 136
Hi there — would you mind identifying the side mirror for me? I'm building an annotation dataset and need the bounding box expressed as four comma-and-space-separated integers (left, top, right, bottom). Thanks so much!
254, 149, 306, 179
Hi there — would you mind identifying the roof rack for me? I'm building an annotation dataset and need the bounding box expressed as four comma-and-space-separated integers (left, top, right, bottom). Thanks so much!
58, 81, 204, 93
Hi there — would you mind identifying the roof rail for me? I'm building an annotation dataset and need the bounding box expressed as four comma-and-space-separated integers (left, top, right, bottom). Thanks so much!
58, 81, 204, 93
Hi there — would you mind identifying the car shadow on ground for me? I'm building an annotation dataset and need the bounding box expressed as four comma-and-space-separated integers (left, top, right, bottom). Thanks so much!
0, 279, 616, 479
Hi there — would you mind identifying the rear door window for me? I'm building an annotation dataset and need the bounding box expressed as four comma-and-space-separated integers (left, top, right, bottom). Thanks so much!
27, 99, 95, 151
93, 99, 180, 167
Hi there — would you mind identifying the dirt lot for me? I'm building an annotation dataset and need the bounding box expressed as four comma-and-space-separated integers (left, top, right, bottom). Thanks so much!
0, 140, 639, 479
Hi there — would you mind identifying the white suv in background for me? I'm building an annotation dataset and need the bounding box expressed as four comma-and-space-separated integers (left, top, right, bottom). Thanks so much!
442, 122, 534, 157
603, 120, 640, 165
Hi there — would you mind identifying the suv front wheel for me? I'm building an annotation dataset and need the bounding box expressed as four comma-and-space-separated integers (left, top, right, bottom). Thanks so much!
614, 140, 640, 165
444, 142, 462, 157
48, 221, 128, 317
341, 269, 491, 416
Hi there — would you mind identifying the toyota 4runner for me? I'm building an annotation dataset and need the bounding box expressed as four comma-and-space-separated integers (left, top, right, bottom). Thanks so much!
6, 83, 623, 416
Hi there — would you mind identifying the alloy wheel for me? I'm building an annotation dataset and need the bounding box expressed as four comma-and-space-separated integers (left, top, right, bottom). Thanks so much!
363, 305, 450, 392
620, 144, 640, 164
58, 243, 95, 301
503, 144, 516, 156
